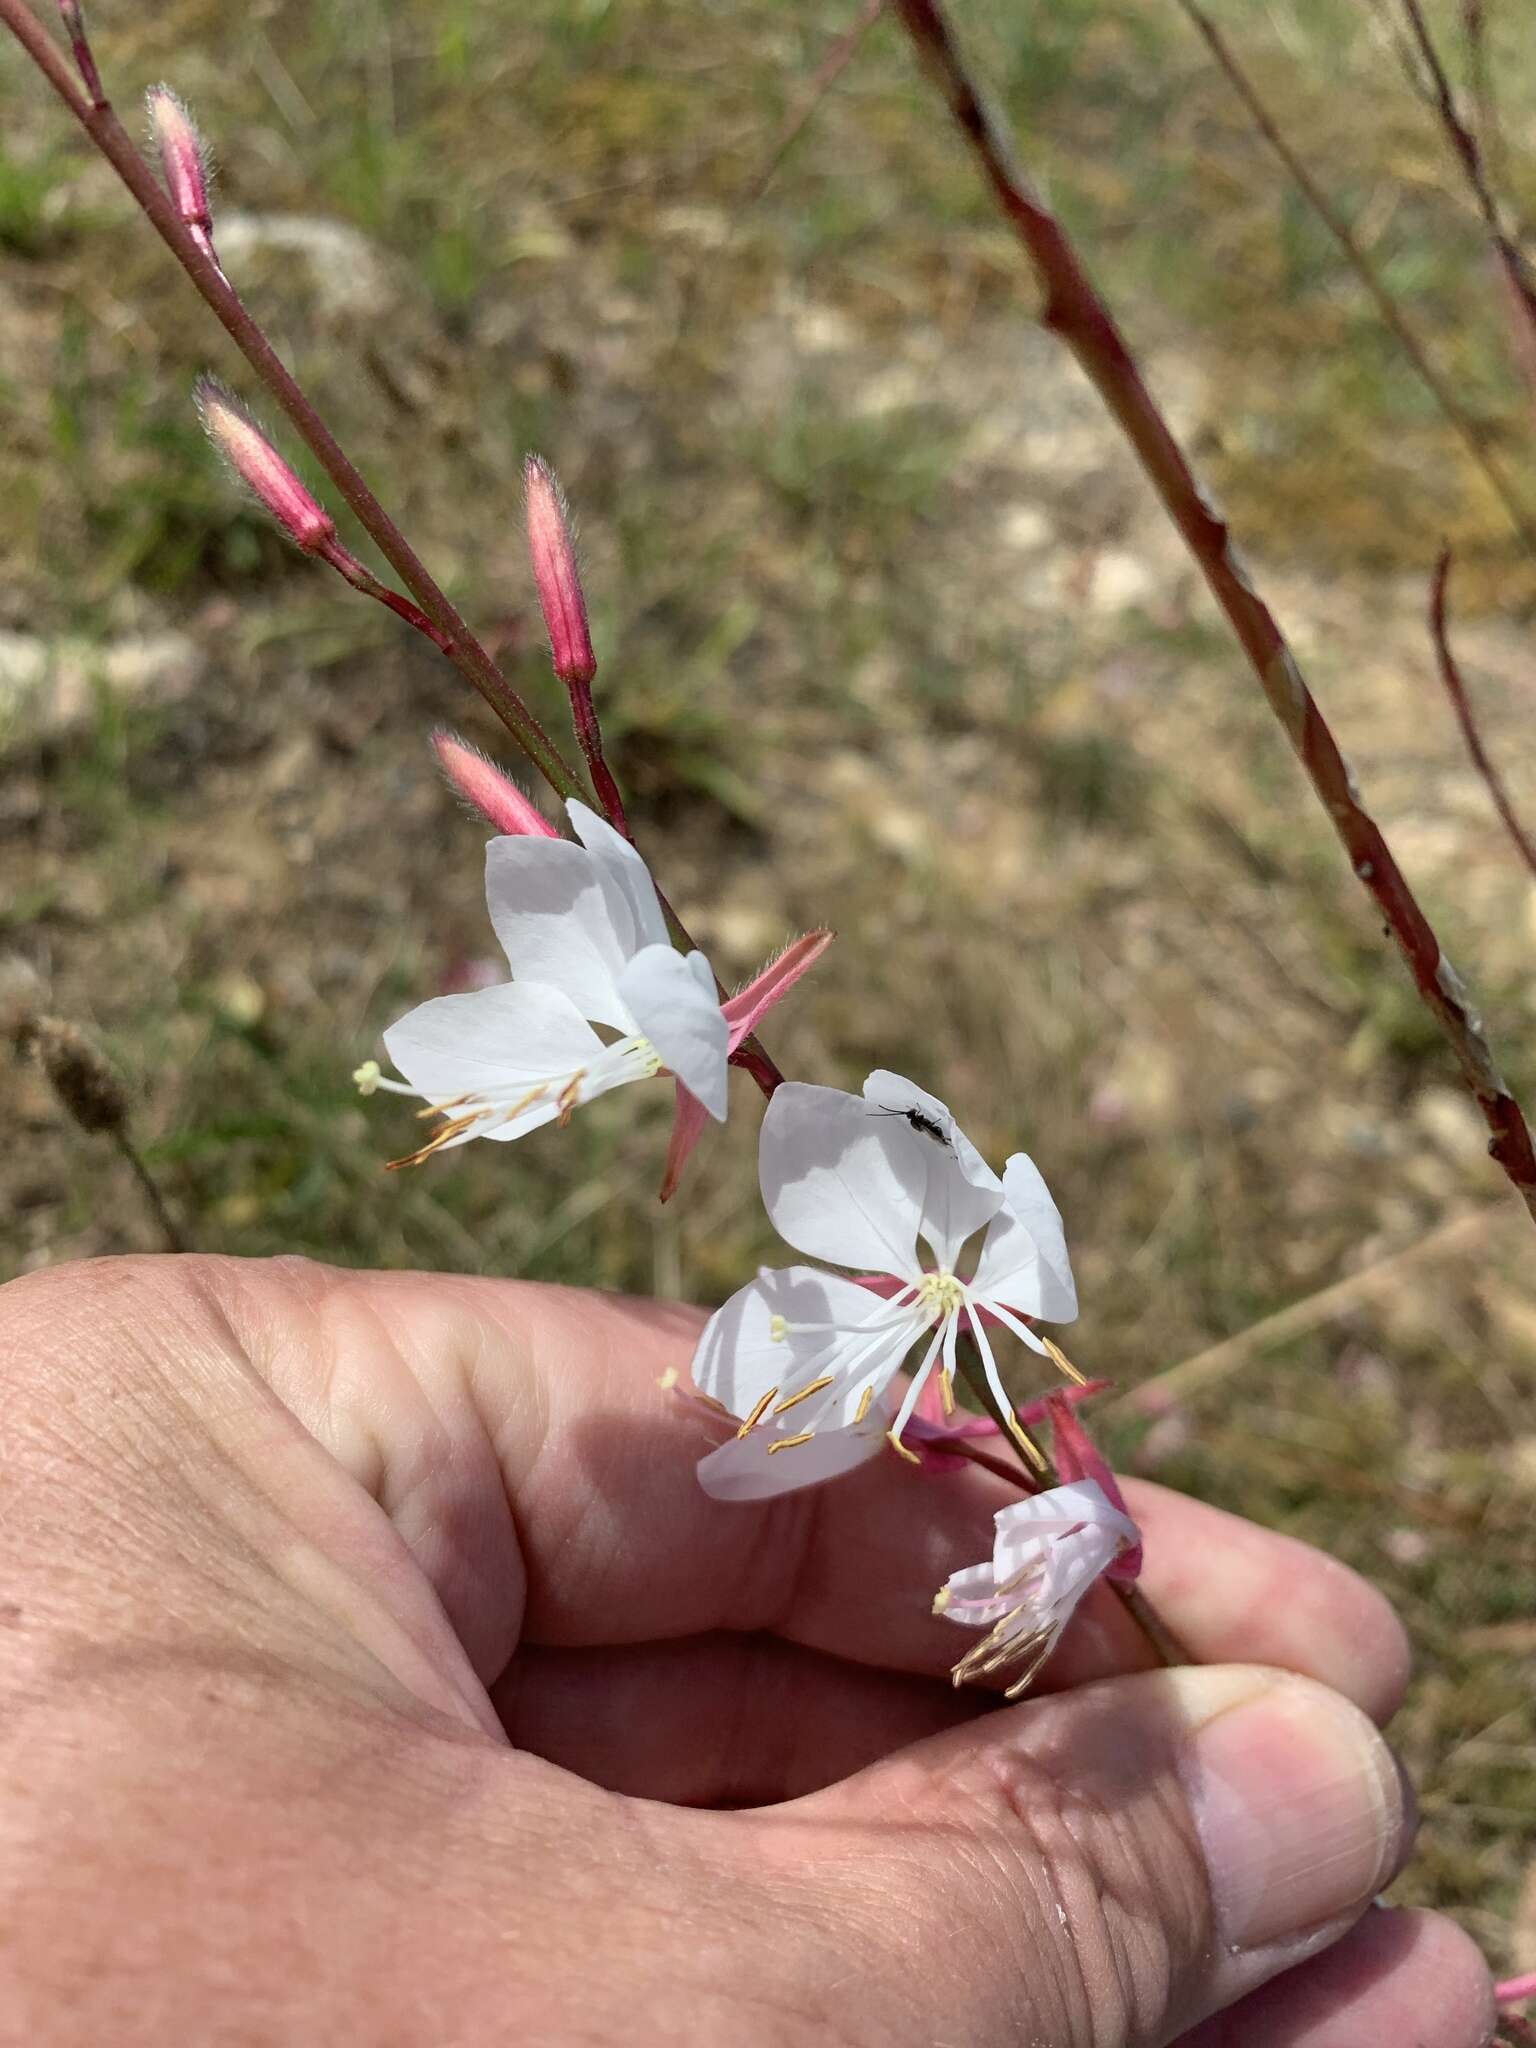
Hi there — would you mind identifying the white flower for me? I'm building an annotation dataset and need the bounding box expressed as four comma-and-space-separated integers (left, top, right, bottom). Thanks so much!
691, 1070, 1076, 1497
936, 1479, 1140, 1696
365, 800, 729, 1162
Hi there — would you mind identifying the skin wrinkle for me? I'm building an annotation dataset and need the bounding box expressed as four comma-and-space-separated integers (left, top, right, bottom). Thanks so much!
0, 1255, 1467, 2042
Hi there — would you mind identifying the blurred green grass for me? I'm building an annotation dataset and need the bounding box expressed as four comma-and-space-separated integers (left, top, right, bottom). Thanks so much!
2, 0, 1536, 1968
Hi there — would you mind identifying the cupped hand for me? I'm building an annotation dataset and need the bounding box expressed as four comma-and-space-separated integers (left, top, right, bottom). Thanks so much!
0, 1257, 1494, 2046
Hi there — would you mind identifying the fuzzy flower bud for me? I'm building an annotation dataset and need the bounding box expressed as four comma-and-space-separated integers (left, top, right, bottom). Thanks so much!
146, 86, 214, 243
431, 732, 559, 838
26, 1016, 129, 1135
195, 380, 336, 554
524, 455, 596, 688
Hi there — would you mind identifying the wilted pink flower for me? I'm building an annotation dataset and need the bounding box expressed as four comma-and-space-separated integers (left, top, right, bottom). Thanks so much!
146, 86, 216, 263
432, 732, 558, 839
524, 455, 595, 688
195, 381, 335, 553
936, 1480, 1141, 1696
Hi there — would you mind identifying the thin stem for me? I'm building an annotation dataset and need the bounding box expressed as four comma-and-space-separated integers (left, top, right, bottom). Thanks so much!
1396, 0, 1536, 373
54, 0, 100, 104
0, 0, 789, 1100
1429, 548, 1536, 879
1178, 1, 1536, 556
1112, 1582, 1193, 1667
111, 1129, 186, 1253
0, 0, 578, 797
746, 0, 886, 201
891, 0, 1536, 1225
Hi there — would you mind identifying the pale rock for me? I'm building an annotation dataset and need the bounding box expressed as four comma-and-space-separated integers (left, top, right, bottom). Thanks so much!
216, 212, 395, 320
0, 630, 201, 749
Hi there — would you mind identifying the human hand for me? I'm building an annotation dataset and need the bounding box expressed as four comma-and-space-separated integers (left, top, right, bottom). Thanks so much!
0, 1256, 1494, 2046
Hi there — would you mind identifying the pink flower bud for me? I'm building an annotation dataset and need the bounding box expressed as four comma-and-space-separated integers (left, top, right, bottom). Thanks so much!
431, 732, 558, 838
524, 455, 595, 688
194, 380, 335, 554
146, 86, 213, 238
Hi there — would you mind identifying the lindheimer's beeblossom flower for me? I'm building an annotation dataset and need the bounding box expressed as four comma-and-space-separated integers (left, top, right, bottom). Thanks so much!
360, 799, 729, 1162
358, 799, 829, 1181
935, 1480, 1141, 1696
690, 1072, 1077, 1498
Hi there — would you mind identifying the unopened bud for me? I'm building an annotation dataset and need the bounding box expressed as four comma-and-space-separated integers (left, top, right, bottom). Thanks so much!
432, 731, 559, 838
27, 1016, 129, 1135
524, 456, 596, 688
146, 86, 213, 241
195, 379, 336, 553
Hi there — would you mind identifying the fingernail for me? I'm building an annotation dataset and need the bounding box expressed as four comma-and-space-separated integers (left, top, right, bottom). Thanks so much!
1175, 1669, 1410, 1950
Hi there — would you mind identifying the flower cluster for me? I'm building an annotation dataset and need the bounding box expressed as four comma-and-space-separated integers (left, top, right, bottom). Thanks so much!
335, 465, 1142, 1696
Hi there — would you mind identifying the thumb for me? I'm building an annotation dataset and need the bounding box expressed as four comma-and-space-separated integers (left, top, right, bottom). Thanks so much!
745, 1665, 1411, 2048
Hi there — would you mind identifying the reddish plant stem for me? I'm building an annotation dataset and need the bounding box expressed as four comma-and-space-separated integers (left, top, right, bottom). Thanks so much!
1429, 549, 1536, 880
1, 0, 788, 1095
891, 0, 1536, 1225
54, 0, 99, 103
3, 0, 576, 798
566, 682, 631, 840
317, 540, 454, 654
1178, 0, 1536, 556
747, 0, 886, 201
1396, 0, 1536, 376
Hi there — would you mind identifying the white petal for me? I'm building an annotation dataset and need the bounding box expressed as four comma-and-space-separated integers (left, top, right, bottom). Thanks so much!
991, 1480, 1131, 1577
938, 1559, 1020, 1628
619, 945, 728, 1121
383, 980, 603, 1104
969, 1157, 1077, 1327
566, 801, 669, 957
1000, 1153, 1077, 1321
758, 1083, 924, 1276
484, 835, 632, 1029
691, 1266, 917, 1420
859, 1070, 1004, 1268
696, 1398, 893, 1502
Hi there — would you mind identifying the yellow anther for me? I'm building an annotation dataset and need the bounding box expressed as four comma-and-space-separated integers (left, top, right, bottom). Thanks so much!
657, 1366, 679, 1392
886, 1429, 921, 1466
1006, 1413, 1049, 1472
1041, 1336, 1088, 1386
766, 1431, 814, 1454
736, 1387, 778, 1437
352, 1060, 381, 1096
774, 1374, 834, 1415
938, 1370, 956, 1417
854, 1384, 874, 1424
385, 1108, 487, 1171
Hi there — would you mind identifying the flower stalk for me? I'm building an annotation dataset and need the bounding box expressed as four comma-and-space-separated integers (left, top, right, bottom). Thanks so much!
891, 0, 1536, 1225
0, 0, 787, 1094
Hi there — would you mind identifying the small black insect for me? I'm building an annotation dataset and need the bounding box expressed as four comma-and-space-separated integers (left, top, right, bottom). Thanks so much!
873, 1104, 950, 1145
